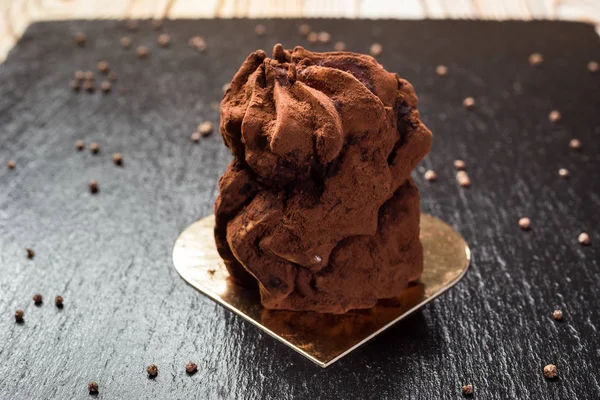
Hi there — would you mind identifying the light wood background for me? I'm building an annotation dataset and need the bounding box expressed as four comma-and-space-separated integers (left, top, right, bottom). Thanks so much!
1, 0, 599, 62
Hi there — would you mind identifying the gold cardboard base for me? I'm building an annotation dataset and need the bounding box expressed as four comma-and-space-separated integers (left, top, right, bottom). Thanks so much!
172, 214, 470, 368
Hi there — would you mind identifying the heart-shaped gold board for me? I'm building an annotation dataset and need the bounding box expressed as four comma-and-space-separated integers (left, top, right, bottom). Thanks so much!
172, 214, 470, 367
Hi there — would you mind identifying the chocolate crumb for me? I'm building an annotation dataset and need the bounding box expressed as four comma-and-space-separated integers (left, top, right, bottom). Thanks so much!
151, 19, 164, 30
307, 32, 318, 44
549, 110, 561, 123
75, 140, 85, 151
461, 384, 473, 396
108, 71, 118, 82
75, 71, 85, 80
113, 153, 123, 166
89, 142, 100, 154
299, 24, 311, 36
136, 46, 149, 58
424, 170, 437, 182
578, 232, 590, 245
334, 41, 346, 51
7, 160, 16, 169
74, 32, 87, 47
88, 180, 99, 194
97, 61, 110, 74
88, 381, 99, 394
317, 32, 331, 44
189, 36, 207, 52
529, 52, 543, 66
518, 217, 531, 230
543, 364, 557, 379
436, 65, 448, 76
26, 248, 35, 259
158, 34, 170, 47
255, 24, 266, 36
370, 43, 383, 57
287, 64, 297, 83
84, 71, 94, 81
100, 81, 111, 94
15, 309, 24, 323
463, 97, 475, 109
198, 122, 213, 137
588, 61, 598, 73
33, 293, 43, 305
120, 36, 132, 49
146, 364, 158, 378
569, 139, 581, 150
456, 171, 471, 188
552, 309, 563, 321
55, 295, 64, 308
207, 269, 216, 275
558, 168, 569, 178
185, 362, 198, 375
84, 80, 95, 93
190, 132, 201, 143
454, 160, 466, 170
71, 80, 81, 92
126, 20, 138, 32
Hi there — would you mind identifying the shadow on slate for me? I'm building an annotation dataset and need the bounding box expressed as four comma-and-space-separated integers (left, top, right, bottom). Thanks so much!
0, 19, 599, 400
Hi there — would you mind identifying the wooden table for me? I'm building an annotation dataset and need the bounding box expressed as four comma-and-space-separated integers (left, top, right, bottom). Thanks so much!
1, 0, 600, 62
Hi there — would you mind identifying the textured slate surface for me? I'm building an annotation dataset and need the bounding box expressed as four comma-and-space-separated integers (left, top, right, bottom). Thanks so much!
0, 19, 599, 400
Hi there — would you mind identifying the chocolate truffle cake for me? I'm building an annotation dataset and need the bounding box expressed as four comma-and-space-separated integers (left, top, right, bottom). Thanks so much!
214, 44, 432, 314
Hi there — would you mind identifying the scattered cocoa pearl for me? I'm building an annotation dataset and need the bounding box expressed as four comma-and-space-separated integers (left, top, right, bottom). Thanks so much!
424, 170, 437, 182
307, 32, 318, 44
543, 364, 557, 379
75, 71, 85, 80
136, 46, 149, 58
151, 19, 164, 30
552, 309, 563, 321
317, 32, 331, 44
456, 171, 471, 188
549, 110, 561, 123
299, 24, 311, 36
7, 160, 16, 169
190, 132, 201, 143
588, 61, 598, 73
100, 81, 111, 94
188, 36, 207, 52
33, 293, 43, 305
518, 217, 531, 230
88, 180, 99, 194
89, 142, 100, 154
108, 71, 118, 82
558, 168, 569, 178
436, 65, 448, 76
454, 160, 466, 170
255, 24, 266, 36
71, 80, 81, 92
84, 80, 95, 93
97, 61, 110, 74
15, 309, 24, 323
185, 362, 198, 375
75, 140, 85, 151
198, 121, 213, 137
112, 153, 123, 166
74, 32, 87, 46
55, 295, 64, 308
126, 20, 138, 32
578, 232, 590, 245
528, 52, 543, 66
84, 71, 94, 81
463, 97, 475, 109
88, 382, 99, 394
461, 384, 473, 396
26, 248, 35, 259
158, 34, 170, 47
120, 36, 132, 49
569, 138, 581, 150
370, 43, 383, 57
146, 364, 158, 378
334, 41, 346, 51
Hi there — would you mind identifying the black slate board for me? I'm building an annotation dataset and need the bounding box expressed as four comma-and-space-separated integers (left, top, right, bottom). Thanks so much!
1, 19, 599, 400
